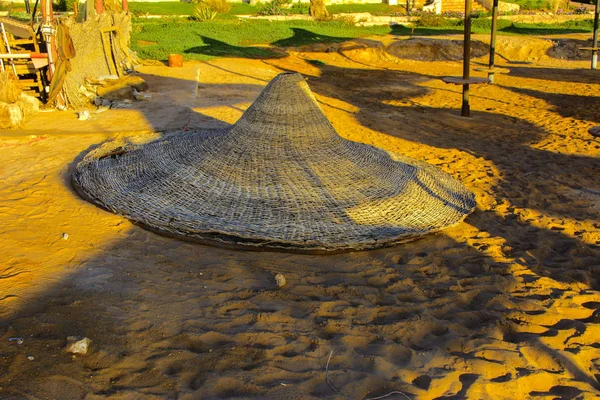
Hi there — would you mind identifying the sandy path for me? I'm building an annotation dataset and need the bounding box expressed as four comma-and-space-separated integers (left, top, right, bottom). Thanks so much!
1, 33, 600, 399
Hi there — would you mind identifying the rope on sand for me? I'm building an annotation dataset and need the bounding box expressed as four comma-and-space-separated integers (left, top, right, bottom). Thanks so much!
325, 350, 412, 400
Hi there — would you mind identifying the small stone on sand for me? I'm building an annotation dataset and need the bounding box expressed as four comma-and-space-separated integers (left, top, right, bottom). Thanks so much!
66, 337, 92, 355
275, 273, 286, 287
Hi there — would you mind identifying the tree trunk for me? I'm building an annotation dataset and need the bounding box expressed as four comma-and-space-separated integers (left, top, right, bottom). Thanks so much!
309, 0, 330, 19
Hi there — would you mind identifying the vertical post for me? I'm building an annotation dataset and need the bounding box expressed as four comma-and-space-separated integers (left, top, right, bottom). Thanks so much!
488, 0, 499, 83
592, 0, 599, 70
0, 23, 6, 72
462, 0, 472, 117
41, 0, 55, 77
31, 0, 39, 27
1, 23, 18, 76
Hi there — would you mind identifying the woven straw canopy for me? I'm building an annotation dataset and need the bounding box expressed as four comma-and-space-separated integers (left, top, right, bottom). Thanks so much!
73, 72, 476, 252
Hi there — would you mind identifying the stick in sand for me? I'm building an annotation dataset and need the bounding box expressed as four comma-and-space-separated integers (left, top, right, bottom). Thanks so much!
462, 0, 472, 117
325, 350, 412, 400
443, 0, 489, 116
579, 0, 599, 69
325, 350, 342, 395
592, 0, 599, 70
488, 0, 499, 83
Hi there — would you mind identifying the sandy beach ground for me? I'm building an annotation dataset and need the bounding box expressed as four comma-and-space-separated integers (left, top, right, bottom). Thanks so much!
1, 33, 600, 399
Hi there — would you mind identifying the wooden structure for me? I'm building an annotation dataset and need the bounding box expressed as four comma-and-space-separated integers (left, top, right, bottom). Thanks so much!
579, 0, 600, 70
0, 0, 131, 106
0, 17, 49, 100
477, 0, 500, 83
100, 26, 128, 77
442, 0, 489, 117
578, 0, 599, 70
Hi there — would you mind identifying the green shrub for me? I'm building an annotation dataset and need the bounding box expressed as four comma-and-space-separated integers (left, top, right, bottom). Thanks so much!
471, 10, 490, 18
192, 3, 218, 20
415, 12, 459, 27
288, 1, 309, 14
192, 0, 230, 13
257, 0, 292, 16
505, 0, 551, 10
471, 18, 513, 31
53, 0, 74, 12
189, 0, 229, 21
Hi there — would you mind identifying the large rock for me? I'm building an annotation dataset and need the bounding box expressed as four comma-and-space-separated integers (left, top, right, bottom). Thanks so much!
16, 93, 41, 119
97, 83, 134, 101
121, 75, 148, 92
0, 72, 23, 104
0, 102, 23, 129
96, 75, 148, 101
498, 1, 520, 13
309, 0, 330, 19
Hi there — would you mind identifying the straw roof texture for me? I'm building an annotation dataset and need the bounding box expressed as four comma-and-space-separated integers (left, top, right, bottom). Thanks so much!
73, 72, 476, 252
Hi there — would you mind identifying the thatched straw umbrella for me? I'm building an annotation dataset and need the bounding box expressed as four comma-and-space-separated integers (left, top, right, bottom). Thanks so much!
73, 73, 476, 252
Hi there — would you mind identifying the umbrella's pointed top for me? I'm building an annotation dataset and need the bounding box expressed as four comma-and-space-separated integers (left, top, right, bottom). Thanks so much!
232, 72, 338, 142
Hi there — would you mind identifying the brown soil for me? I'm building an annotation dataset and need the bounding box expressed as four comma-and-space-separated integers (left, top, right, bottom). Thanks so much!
1, 33, 600, 399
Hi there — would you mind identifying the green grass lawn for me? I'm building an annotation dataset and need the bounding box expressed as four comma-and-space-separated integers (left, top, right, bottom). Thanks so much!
129, 1, 195, 15
228, 2, 260, 14
127, 1, 411, 16
499, 0, 552, 11
395, 15, 594, 33
327, 3, 407, 15
499, 0, 594, 10
129, 1, 258, 15
131, 17, 595, 62
131, 19, 390, 60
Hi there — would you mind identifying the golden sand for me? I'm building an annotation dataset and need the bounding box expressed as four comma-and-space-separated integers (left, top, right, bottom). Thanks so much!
1, 33, 599, 398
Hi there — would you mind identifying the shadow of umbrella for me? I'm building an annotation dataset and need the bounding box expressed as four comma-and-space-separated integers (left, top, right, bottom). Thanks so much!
271, 27, 353, 48
507, 65, 599, 84
502, 84, 600, 123
185, 35, 286, 59
389, 24, 464, 36
272, 61, 600, 287
499, 23, 592, 36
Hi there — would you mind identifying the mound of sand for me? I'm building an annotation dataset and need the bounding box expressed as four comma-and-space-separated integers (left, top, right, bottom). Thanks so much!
386, 38, 489, 61
337, 40, 399, 65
